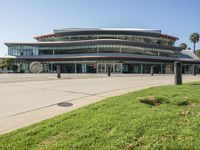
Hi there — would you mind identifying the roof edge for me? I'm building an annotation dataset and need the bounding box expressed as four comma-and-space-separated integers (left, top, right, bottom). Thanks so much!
54, 28, 161, 34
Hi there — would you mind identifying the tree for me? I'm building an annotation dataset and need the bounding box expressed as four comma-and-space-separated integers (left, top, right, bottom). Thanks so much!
0, 58, 12, 69
179, 43, 187, 50
189, 32, 200, 54
0, 58, 17, 72
188, 47, 191, 50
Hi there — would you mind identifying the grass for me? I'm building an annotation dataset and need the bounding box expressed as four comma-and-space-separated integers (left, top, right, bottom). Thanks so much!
1, 82, 200, 149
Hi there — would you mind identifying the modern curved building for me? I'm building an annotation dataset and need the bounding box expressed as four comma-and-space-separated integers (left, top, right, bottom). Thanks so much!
5, 28, 200, 73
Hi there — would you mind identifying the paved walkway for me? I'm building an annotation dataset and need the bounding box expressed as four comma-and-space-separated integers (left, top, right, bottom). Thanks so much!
0, 74, 199, 134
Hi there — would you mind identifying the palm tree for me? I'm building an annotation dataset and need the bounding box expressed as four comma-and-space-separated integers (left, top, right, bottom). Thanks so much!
179, 43, 187, 50
189, 32, 200, 54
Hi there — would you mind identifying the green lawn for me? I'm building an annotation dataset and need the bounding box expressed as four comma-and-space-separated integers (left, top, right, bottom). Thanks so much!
1, 83, 200, 150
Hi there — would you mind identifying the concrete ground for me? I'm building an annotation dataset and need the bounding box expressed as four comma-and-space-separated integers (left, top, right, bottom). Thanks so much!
0, 74, 199, 134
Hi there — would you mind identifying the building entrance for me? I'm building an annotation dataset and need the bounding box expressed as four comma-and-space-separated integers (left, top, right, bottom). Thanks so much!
97, 63, 122, 73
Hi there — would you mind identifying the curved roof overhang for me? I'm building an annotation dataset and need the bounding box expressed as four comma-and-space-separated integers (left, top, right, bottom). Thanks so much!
35, 29, 161, 40
54, 28, 162, 34
15, 53, 200, 64
34, 29, 178, 41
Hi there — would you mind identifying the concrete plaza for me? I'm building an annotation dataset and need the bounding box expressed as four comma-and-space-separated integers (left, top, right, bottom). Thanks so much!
0, 74, 199, 134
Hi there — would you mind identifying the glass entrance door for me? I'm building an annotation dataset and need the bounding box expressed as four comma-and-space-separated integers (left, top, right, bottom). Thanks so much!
97, 63, 122, 73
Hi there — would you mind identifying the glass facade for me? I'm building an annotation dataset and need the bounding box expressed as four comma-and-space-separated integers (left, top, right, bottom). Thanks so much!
15, 60, 171, 74
37, 34, 175, 46
8, 45, 38, 56
8, 44, 180, 57
12, 59, 199, 74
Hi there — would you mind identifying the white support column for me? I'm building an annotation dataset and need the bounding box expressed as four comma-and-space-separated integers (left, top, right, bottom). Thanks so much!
82, 63, 86, 73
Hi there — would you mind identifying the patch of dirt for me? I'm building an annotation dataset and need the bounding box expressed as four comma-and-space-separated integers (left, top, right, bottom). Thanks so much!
37, 132, 69, 149
139, 96, 165, 106
177, 100, 192, 106
176, 100, 200, 107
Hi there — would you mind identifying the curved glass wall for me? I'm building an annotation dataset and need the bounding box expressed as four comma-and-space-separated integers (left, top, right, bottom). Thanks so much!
37, 34, 175, 46
8, 44, 179, 57
8, 45, 38, 56
39, 45, 179, 57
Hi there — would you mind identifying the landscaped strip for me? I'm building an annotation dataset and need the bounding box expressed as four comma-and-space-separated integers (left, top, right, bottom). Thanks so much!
1, 83, 200, 149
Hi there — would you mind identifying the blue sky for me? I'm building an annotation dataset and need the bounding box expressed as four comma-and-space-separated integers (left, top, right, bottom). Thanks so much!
0, 0, 200, 55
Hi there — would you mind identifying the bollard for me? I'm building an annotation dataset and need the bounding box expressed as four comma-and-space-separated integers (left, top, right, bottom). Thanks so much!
193, 65, 196, 76
57, 65, 61, 78
108, 65, 111, 77
150, 65, 154, 76
174, 61, 182, 85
